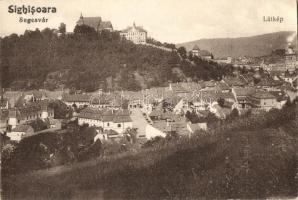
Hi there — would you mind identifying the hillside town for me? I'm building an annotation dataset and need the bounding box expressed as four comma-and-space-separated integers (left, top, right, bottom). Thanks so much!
1, 14, 298, 144
1, 0, 298, 198
1, 35, 297, 143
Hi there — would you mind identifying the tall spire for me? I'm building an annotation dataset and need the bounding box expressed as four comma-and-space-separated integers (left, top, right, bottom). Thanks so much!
133, 21, 136, 27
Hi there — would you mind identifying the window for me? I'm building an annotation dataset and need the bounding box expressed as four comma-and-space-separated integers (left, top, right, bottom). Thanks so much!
107, 123, 110, 127
118, 124, 121, 128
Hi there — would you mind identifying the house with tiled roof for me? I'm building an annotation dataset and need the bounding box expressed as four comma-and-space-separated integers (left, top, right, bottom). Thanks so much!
248, 91, 280, 111
223, 76, 247, 87
89, 94, 123, 109
7, 124, 34, 142
120, 22, 147, 44
62, 93, 91, 108
255, 77, 283, 91
232, 87, 256, 109
78, 107, 132, 135
216, 82, 231, 93
76, 14, 113, 32
7, 100, 54, 129
98, 21, 113, 31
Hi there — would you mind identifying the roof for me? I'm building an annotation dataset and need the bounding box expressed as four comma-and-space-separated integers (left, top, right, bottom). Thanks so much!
256, 78, 283, 87
24, 90, 46, 99
62, 94, 91, 102
250, 91, 276, 99
78, 107, 104, 120
224, 77, 246, 87
6, 100, 52, 120
205, 81, 216, 88
11, 125, 33, 133
121, 23, 147, 33
269, 91, 288, 102
77, 16, 102, 30
216, 82, 230, 91
113, 115, 132, 123
234, 87, 256, 97
78, 108, 132, 123
98, 21, 113, 30
217, 92, 235, 101
114, 109, 130, 116
192, 45, 200, 50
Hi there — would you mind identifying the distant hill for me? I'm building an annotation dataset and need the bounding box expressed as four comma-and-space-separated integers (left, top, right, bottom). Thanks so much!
177, 31, 297, 58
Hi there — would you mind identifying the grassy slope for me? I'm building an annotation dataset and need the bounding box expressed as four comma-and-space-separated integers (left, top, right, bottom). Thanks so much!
2, 117, 297, 200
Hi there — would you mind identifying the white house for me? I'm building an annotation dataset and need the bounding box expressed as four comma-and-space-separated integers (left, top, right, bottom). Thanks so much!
120, 22, 147, 44
61, 93, 91, 108
7, 124, 34, 142
78, 108, 133, 135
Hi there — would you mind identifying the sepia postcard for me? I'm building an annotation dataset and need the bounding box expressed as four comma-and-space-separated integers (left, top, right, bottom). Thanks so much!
0, 0, 297, 199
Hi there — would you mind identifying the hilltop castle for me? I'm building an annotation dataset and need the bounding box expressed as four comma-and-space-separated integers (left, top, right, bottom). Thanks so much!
76, 13, 113, 32
120, 22, 147, 44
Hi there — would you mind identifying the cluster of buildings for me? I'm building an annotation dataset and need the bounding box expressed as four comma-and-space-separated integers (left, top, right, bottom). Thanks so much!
190, 45, 233, 64
189, 39, 297, 70
0, 91, 55, 142
1, 65, 297, 144
76, 14, 148, 45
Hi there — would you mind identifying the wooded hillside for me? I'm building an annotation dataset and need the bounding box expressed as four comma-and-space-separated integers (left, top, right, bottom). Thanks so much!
1, 27, 232, 91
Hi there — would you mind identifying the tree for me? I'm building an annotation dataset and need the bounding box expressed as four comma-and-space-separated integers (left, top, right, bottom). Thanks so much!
29, 118, 48, 132
229, 108, 239, 120
1, 58, 10, 89
1, 144, 15, 163
188, 53, 193, 61
58, 23, 66, 34
74, 24, 96, 35
177, 47, 187, 59
49, 100, 71, 119
218, 98, 225, 107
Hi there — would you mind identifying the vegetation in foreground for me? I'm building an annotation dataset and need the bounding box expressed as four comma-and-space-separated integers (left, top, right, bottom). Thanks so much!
2, 100, 298, 199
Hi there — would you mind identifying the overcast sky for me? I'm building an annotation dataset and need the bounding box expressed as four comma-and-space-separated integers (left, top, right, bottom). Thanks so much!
0, 0, 297, 43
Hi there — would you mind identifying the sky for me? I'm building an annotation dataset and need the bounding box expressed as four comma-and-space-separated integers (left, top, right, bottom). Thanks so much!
0, 0, 297, 43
